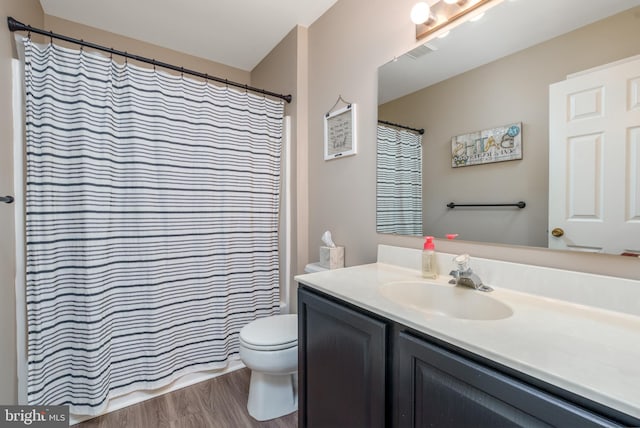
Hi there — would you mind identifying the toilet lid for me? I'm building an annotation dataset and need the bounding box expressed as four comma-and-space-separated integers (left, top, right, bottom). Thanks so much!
239, 314, 297, 350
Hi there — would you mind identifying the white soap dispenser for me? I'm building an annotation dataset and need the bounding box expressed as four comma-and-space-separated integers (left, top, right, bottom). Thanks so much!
422, 236, 437, 279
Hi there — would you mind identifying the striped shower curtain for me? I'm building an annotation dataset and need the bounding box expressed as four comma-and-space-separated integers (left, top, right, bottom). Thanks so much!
23, 39, 284, 415
376, 124, 423, 236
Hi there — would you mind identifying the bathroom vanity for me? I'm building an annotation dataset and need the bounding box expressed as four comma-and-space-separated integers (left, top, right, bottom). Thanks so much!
295, 245, 640, 427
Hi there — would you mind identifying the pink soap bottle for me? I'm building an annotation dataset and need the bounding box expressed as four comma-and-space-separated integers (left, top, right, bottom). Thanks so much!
422, 236, 437, 279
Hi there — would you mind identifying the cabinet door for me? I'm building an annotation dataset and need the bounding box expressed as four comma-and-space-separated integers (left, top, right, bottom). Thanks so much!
298, 288, 387, 428
396, 332, 619, 428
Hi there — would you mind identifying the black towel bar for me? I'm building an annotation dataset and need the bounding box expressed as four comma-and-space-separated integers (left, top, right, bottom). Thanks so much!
447, 201, 526, 209
1, 195, 14, 204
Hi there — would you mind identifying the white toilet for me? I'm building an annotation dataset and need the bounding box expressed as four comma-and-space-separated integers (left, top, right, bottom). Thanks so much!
239, 313, 298, 421
239, 263, 328, 421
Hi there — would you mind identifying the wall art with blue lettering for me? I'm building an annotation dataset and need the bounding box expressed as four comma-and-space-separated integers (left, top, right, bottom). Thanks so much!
451, 122, 522, 168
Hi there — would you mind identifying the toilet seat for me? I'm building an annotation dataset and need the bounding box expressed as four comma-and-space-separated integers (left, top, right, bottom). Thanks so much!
239, 314, 297, 351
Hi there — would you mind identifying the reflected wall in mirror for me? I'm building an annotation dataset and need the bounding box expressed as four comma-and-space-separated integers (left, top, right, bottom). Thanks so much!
377, 0, 640, 255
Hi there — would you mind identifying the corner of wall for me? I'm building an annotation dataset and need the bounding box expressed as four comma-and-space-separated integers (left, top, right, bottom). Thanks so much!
251, 24, 311, 312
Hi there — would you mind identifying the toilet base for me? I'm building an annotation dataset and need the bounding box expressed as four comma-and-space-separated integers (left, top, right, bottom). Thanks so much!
247, 371, 298, 421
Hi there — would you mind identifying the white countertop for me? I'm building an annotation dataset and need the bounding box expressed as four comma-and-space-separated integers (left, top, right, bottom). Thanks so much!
295, 261, 640, 420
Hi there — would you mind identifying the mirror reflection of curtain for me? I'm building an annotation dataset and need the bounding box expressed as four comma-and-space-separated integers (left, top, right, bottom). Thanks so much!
376, 124, 422, 236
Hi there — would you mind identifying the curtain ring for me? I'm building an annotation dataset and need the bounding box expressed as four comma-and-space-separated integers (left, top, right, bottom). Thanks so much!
27, 31, 31, 40
48, 31, 53, 45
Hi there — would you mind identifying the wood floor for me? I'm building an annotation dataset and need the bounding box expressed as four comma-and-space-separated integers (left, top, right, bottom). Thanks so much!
73, 368, 298, 428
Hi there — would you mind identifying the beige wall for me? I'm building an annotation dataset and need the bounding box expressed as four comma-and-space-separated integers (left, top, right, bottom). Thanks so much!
44, 16, 249, 84
307, 0, 640, 280
378, 8, 640, 248
308, 0, 416, 267
0, 0, 44, 406
252, 26, 309, 312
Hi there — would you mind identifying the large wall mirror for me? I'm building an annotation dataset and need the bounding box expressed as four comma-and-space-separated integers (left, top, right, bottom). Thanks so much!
377, 0, 640, 256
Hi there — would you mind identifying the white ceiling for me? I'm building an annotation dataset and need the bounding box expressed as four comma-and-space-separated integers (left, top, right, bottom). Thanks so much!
38, 0, 338, 71
379, 0, 640, 104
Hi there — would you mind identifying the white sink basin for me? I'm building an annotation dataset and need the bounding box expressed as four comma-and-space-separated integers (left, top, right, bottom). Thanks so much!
379, 280, 513, 321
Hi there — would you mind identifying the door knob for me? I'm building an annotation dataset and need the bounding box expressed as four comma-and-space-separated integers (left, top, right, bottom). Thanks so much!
551, 228, 564, 237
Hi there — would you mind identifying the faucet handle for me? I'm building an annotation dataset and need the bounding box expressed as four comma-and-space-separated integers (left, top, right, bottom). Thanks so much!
453, 254, 471, 271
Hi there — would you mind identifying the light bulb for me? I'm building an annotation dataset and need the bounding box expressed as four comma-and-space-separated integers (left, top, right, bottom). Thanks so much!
443, 0, 458, 4
411, 2, 432, 25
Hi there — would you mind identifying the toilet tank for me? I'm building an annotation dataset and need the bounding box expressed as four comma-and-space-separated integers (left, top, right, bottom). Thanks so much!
304, 262, 328, 274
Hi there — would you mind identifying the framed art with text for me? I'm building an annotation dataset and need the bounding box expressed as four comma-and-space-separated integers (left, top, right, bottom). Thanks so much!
324, 103, 357, 160
451, 122, 522, 168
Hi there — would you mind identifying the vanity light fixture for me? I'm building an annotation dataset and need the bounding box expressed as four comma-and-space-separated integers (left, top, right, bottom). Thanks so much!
413, 0, 499, 41
410, 2, 436, 25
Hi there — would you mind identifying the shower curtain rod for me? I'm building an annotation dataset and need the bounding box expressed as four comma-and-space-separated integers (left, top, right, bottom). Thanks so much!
7, 16, 293, 104
378, 119, 424, 135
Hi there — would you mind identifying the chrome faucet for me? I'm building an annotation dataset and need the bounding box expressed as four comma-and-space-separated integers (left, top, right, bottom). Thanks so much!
449, 254, 493, 292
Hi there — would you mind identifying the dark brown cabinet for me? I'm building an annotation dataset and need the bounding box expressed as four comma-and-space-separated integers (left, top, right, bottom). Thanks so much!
298, 285, 639, 428
397, 331, 618, 428
298, 287, 388, 428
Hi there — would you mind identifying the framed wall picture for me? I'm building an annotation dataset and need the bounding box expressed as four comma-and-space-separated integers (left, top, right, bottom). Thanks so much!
324, 103, 357, 160
451, 122, 522, 168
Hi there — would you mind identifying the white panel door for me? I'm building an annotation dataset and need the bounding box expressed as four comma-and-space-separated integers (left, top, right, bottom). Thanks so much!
549, 56, 640, 254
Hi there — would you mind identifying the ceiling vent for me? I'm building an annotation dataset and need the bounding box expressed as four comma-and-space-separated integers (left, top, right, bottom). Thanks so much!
404, 43, 437, 60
